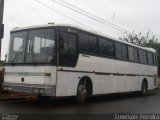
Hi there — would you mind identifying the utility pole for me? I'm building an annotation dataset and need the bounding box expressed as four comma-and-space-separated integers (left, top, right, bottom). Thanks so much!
0, 0, 4, 93
0, 0, 4, 60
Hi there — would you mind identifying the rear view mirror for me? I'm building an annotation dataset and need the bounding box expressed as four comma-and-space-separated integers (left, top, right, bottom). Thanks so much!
5, 54, 7, 62
0, 24, 4, 39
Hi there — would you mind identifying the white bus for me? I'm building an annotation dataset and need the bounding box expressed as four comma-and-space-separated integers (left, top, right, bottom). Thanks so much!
3, 24, 158, 102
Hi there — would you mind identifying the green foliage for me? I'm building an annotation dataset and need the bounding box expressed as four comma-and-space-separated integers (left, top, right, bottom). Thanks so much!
119, 31, 159, 47
119, 31, 160, 75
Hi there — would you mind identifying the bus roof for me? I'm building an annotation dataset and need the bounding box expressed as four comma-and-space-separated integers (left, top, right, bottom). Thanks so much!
11, 24, 156, 53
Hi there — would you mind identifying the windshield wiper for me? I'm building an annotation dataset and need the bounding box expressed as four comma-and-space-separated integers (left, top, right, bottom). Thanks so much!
11, 46, 23, 64
31, 52, 38, 65
28, 41, 38, 65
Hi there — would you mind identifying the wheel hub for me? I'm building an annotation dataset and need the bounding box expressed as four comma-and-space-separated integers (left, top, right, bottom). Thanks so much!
78, 85, 86, 97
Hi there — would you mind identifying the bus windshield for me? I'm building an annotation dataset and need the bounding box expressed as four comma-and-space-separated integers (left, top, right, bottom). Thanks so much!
6, 28, 56, 64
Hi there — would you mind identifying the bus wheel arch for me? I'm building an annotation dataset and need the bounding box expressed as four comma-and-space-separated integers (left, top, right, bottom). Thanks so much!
141, 78, 148, 95
76, 76, 93, 102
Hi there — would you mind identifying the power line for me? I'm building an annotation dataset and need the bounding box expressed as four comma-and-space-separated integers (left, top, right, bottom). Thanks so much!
35, 0, 92, 29
76, 0, 113, 20
51, 0, 130, 34
83, 0, 160, 37
82, 0, 146, 32
90, 0, 148, 32
76, 0, 140, 33
34, 0, 123, 39
36, 0, 157, 38
59, 0, 130, 33
82, 0, 144, 32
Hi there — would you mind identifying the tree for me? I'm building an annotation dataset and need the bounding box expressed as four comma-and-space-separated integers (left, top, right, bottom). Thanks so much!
119, 31, 160, 76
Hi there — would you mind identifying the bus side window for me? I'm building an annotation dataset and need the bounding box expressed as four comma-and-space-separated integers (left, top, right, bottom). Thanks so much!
98, 38, 106, 56
153, 53, 157, 65
133, 48, 139, 62
79, 33, 88, 52
88, 35, 97, 54
115, 42, 128, 60
79, 33, 97, 55
121, 44, 128, 60
108, 40, 115, 57
99, 38, 114, 57
139, 49, 147, 64
139, 49, 144, 64
128, 47, 134, 61
147, 52, 153, 65
59, 31, 78, 66
115, 42, 122, 59
143, 51, 147, 64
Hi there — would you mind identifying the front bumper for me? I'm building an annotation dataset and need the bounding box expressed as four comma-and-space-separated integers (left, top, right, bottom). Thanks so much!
3, 82, 56, 96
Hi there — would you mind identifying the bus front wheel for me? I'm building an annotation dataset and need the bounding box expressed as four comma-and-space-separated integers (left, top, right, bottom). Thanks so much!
77, 81, 87, 102
76, 77, 93, 102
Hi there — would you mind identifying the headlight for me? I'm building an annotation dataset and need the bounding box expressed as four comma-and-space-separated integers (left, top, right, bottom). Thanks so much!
33, 88, 39, 93
3, 87, 8, 90
8, 88, 12, 90
39, 89, 45, 94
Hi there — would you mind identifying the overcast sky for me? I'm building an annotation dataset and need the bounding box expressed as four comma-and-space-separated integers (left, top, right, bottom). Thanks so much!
2, 0, 160, 60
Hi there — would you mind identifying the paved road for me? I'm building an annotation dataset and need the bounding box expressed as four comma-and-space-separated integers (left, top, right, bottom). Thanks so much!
0, 90, 160, 119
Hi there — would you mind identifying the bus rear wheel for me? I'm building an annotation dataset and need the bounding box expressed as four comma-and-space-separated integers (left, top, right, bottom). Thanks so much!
141, 80, 148, 95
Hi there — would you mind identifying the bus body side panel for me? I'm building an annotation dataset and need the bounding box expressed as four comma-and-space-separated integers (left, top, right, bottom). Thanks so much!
56, 54, 157, 97
139, 76, 155, 90
94, 75, 139, 94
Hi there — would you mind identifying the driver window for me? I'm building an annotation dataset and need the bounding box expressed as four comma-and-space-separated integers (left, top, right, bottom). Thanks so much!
59, 31, 78, 66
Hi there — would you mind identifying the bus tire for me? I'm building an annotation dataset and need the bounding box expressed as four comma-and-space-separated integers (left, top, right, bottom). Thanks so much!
141, 80, 148, 95
76, 78, 92, 102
